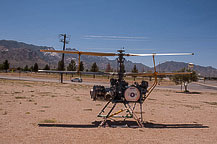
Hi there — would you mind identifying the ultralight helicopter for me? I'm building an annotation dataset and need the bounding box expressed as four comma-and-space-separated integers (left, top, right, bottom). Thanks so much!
40, 49, 193, 127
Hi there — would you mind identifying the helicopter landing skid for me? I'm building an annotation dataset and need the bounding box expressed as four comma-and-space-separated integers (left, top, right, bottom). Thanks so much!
97, 100, 144, 127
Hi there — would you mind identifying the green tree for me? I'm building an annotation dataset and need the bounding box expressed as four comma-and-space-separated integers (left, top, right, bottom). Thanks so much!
57, 60, 65, 71
90, 62, 99, 72
17, 67, 22, 71
30, 66, 34, 72
171, 68, 198, 92
43, 64, 50, 70
0, 64, 3, 70
3, 60, 9, 72
33, 63, 39, 72
131, 65, 138, 73
67, 60, 76, 71
105, 63, 112, 72
24, 65, 29, 71
78, 61, 84, 71
131, 64, 138, 81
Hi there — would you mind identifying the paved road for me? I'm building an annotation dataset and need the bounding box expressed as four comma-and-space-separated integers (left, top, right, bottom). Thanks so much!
1, 75, 217, 92
158, 82, 217, 92
0, 75, 110, 86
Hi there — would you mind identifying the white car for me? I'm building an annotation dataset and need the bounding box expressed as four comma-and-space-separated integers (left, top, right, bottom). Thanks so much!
71, 78, 82, 82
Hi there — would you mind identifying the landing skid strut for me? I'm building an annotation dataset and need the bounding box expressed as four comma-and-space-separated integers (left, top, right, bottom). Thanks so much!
98, 100, 144, 127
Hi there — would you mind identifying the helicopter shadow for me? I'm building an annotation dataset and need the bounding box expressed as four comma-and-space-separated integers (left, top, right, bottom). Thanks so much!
38, 120, 208, 129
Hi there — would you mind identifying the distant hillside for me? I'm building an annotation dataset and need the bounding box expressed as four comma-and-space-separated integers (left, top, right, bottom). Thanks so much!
0, 40, 216, 77
0, 40, 150, 72
156, 61, 217, 77
0, 40, 57, 68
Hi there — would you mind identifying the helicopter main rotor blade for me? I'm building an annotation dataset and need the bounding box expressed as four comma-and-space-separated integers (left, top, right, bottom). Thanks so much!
126, 72, 192, 77
126, 53, 194, 56
39, 70, 107, 75
40, 50, 117, 56
41, 50, 194, 57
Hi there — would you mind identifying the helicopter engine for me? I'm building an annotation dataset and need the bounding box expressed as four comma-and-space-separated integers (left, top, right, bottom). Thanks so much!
90, 79, 148, 102
90, 85, 106, 101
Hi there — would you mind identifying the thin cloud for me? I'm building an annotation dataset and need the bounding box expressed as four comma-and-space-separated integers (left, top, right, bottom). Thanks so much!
83, 35, 150, 41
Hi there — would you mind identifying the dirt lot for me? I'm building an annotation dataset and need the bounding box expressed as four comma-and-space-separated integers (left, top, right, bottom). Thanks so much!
0, 78, 217, 144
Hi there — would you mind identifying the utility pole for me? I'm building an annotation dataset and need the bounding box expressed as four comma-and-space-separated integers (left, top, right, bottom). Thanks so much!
59, 34, 70, 83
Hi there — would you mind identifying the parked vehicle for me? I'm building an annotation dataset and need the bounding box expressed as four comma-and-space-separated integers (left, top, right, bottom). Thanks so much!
71, 78, 82, 82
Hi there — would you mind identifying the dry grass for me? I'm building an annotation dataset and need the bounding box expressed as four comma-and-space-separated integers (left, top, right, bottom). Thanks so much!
38, 110, 45, 112
83, 108, 92, 111
184, 105, 200, 109
75, 97, 81, 101
3, 111, 7, 115
204, 102, 217, 106
40, 119, 57, 123
15, 96, 26, 99
41, 106, 50, 108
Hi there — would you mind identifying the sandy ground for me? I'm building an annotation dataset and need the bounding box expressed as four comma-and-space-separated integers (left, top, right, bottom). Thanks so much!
0, 78, 217, 144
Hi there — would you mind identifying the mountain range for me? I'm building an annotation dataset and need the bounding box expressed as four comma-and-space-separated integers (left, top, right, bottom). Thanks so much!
0, 40, 217, 77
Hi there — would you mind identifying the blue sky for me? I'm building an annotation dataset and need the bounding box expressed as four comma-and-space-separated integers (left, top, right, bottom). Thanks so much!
0, 0, 217, 68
